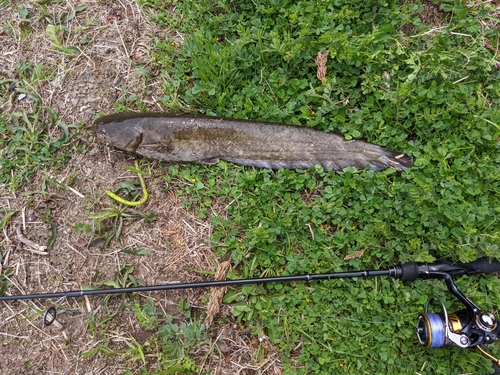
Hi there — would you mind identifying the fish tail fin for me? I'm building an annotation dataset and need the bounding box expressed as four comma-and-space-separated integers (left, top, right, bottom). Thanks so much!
381, 150, 412, 172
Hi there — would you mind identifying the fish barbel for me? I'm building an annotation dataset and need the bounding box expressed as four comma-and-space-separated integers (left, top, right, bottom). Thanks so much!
94, 113, 412, 171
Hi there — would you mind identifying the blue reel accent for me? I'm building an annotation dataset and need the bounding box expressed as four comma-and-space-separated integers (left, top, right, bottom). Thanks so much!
425, 313, 446, 348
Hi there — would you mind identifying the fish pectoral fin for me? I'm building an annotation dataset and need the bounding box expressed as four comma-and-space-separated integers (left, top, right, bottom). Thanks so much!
124, 131, 143, 152
200, 157, 220, 165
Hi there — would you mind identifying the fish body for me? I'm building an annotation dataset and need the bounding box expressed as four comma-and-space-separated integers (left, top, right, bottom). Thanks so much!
94, 113, 412, 171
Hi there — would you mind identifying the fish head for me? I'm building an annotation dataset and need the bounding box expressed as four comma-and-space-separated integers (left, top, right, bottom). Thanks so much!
94, 115, 144, 152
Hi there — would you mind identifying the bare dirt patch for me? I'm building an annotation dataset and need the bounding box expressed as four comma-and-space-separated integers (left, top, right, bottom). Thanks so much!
400, 0, 449, 36
0, 1, 282, 374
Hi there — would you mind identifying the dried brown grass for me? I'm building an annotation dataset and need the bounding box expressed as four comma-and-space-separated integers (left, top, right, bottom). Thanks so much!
0, 1, 282, 373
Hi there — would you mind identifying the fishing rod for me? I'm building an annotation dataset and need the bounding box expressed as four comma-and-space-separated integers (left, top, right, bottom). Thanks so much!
2, 257, 500, 368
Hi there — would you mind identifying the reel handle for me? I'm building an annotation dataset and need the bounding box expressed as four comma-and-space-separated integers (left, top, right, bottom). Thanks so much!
398, 258, 500, 282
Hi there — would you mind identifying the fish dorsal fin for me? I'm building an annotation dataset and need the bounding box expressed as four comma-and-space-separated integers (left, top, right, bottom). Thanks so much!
95, 112, 199, 125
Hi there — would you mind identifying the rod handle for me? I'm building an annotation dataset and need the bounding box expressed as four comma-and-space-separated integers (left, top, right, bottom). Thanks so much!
399, 261, 420, 281
399, 258, 500, 281
464, 258, 500, 276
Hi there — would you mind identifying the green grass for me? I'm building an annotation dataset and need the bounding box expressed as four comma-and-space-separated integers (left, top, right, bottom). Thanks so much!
1, 0, 499, 373
0, 60, 77, 190
137, 0, 500, 373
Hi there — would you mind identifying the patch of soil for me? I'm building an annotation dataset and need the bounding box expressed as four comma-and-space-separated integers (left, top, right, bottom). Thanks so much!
418, 0, 446, 26
400, 0, 448, 36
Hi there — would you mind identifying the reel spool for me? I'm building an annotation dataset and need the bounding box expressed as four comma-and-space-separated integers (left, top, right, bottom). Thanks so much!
416, 296, 470, 348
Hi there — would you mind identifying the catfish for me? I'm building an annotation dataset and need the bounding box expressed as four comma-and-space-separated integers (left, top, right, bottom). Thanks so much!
94, 113, 412, 171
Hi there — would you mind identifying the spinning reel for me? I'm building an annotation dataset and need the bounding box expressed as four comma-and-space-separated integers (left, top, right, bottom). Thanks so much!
411, 263, 500, 369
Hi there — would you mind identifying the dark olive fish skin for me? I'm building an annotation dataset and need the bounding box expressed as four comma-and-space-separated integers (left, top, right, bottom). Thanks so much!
94, 113, 412, 171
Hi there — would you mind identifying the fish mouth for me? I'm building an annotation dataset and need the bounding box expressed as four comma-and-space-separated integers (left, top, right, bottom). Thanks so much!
94, 119, 145, 152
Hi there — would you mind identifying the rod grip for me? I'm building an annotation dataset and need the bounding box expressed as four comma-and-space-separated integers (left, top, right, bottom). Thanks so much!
462, 258, 500, 275
399, 262, 420, 281
398, 258, 500, 281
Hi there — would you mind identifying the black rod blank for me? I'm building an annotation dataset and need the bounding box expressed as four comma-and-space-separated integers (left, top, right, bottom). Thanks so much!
0, 268, 397, 302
